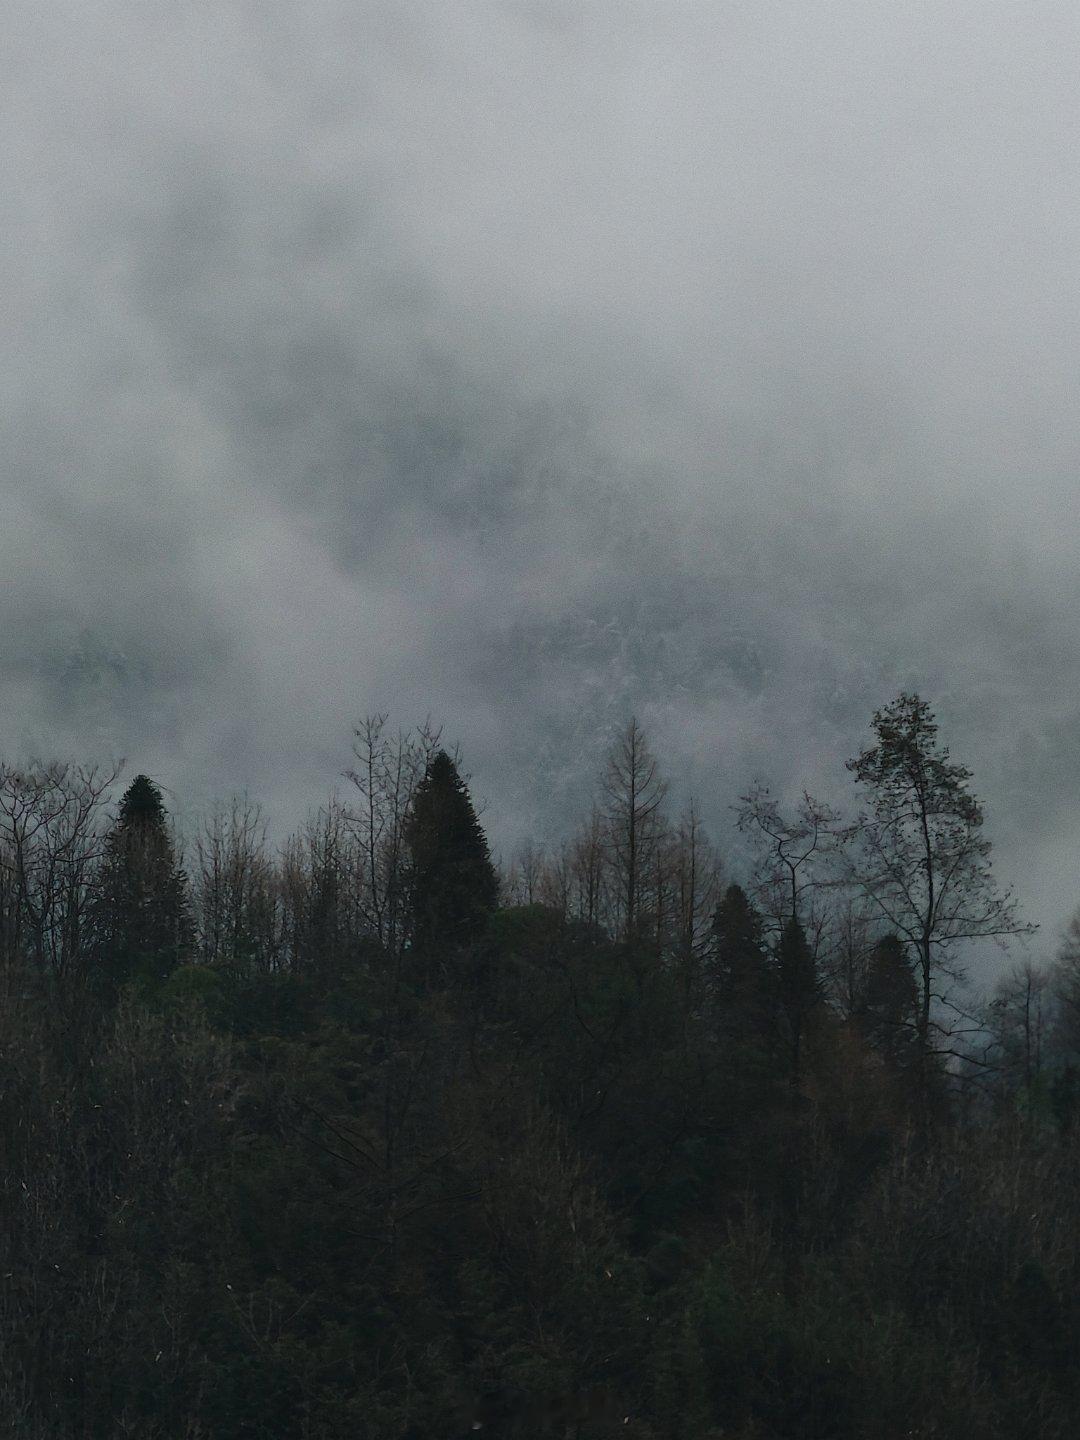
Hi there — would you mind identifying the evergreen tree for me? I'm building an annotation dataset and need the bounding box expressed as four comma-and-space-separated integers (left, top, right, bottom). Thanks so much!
93, 775, 193, 991
709, 884, 774, 1050
404, 751, 498, 963
858, 933, 918, 1071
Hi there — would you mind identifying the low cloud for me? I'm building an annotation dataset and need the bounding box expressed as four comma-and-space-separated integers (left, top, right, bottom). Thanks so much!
4, 1, 1079, 972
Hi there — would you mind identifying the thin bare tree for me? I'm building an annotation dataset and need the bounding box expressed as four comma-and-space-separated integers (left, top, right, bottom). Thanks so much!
600, 718, 668, 943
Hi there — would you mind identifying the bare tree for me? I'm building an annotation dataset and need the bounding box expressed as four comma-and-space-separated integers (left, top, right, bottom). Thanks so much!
345, 715, 442, 960
736, 783, 845, 937
600, 718, 668, 943
278, 799, 356, 976
568, 806, 609, 932
537, 838, 574, 919
983, 960, 1052, 1096
1050, 909, 1080, 1062
820, 896, 883, 1019
0, 760, 119, 978
505, 837, 548, 908
670, 799, 723, 975
193, 796, 278, 972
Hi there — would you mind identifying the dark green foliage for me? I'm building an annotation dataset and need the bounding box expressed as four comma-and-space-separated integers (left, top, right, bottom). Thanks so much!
709, 884, 773, 1045
0, 708, 1066, 1437
0, 899, 1074, 1439
404, 750, 499, 964
93, 775, 194, 993
117, 773, 169, 826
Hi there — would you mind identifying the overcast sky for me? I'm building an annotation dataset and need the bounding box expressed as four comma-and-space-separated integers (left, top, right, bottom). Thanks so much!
6, 1, 1080, 977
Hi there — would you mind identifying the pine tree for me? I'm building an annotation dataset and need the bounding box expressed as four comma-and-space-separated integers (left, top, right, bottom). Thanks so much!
93, 775, 193, 991
404, 751, 498, 964
710, 884, 768, 995
709, 884, 773, 1044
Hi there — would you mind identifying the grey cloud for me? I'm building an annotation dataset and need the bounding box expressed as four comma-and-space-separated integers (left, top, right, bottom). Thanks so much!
4, 0, 1080, 976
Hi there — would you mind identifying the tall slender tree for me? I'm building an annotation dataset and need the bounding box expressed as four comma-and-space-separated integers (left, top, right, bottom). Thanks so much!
346, 715, 442, 961
984, 960, 1051, 1098
846, 693, 1033, 1115
193, 796, 277, 973
600, 718, 667, 943
404, 750, 498, 965
709, 883, 774, 1047
93, 775, 193, 991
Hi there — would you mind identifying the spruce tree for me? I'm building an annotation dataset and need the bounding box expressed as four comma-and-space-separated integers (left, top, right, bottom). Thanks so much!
94, 775, 193, 991
709, 884, 774, 1050
404, 751, 498, 964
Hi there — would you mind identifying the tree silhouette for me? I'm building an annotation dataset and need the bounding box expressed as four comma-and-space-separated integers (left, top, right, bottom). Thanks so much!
404, 750, 498, 964
93, 775, 193, 991
857, 932, 919, 1071
601, 719, 667, 942
709, 883, 774, 1053
777, 915, 821, 1084
846, 693, 1034, 1120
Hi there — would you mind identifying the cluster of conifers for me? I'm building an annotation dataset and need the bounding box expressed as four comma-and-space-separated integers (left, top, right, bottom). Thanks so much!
0, 694, 1073, 1439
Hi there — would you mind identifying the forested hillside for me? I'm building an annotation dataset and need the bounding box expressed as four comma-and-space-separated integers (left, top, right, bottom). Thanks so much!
0, 696, 1077, 1438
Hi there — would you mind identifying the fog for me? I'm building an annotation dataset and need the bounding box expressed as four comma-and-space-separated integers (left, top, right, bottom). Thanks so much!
6, 1, 1080, 974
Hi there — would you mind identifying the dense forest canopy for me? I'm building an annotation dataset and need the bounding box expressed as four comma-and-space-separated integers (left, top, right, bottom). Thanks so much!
0, 695, 1076, 1438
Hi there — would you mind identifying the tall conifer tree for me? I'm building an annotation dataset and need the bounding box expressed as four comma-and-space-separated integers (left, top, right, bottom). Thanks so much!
404, 751, 498, 963
94, 775, 193, 990
709, 884, 774, 1047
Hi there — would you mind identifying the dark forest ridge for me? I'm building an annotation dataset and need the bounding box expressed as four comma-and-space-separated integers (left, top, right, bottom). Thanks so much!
0, 694, 1075, 1437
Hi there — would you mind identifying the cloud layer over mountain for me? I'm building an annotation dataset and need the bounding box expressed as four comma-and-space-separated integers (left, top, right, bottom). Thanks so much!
6, 1, 1080, 969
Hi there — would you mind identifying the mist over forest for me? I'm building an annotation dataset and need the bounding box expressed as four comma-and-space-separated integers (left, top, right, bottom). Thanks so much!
8, 0, 1080, 1434
8, 0, 1080, 961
